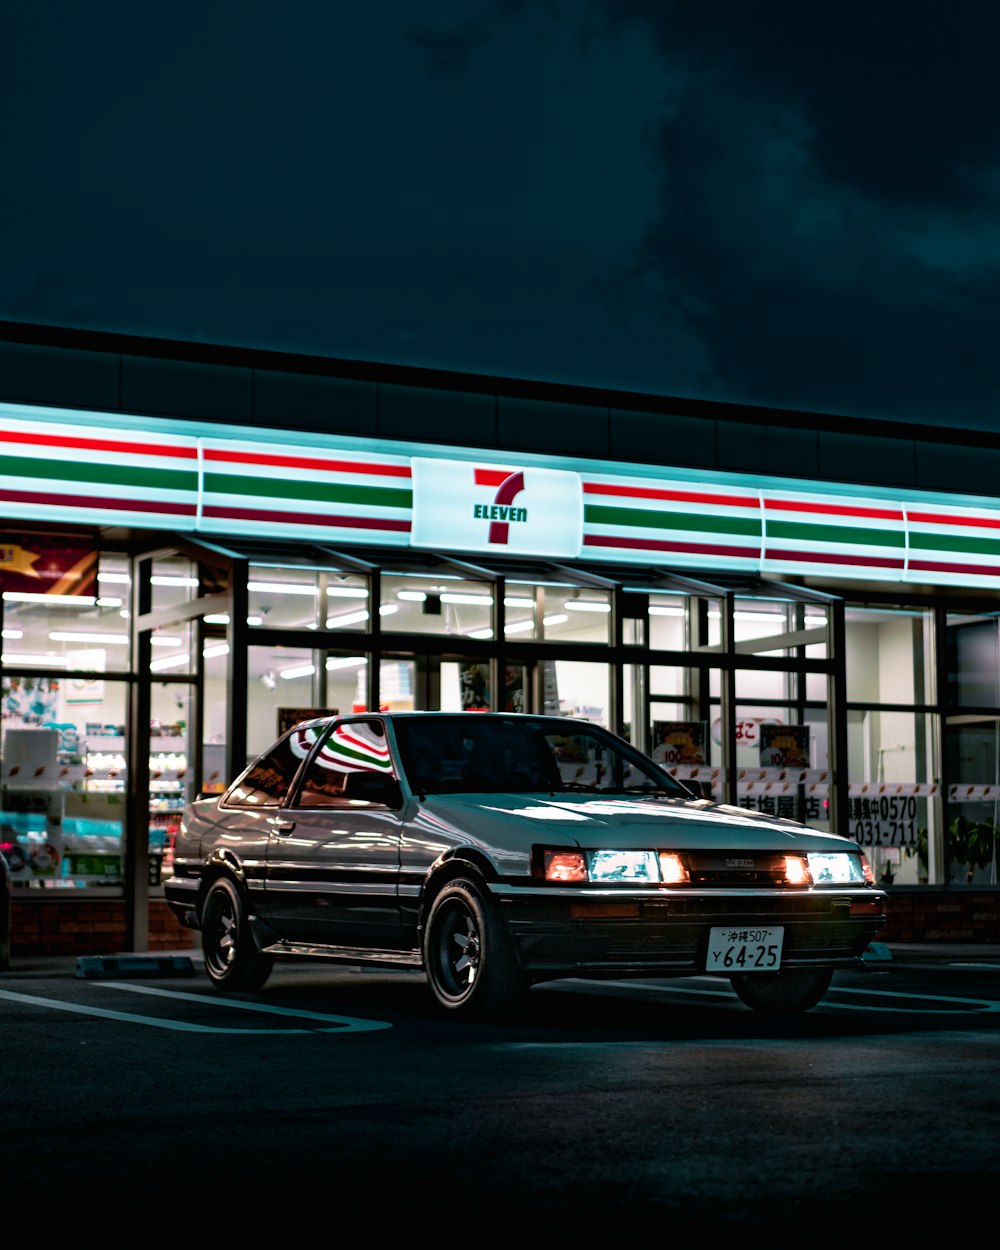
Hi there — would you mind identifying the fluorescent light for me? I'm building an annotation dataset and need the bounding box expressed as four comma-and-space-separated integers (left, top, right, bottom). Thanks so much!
1, 629, 23, 639
280, 663, 316, 680
2, 592, 97, 606
440, 592, 493, 605
325, 656, 367, 671
542, 614, 569, 626
203, 613, 264, 626
149, 653, 190, 672
467, 628, 494, 639
504, 596, 533, 607
325, 609, 370, 628
151, 636, 183, 648
1, 653, 67, 666
505, 619, 535, 635
397, 590, 426, 602
248, 580, 316, 596
563, 600, 610, 613
151, 575, 199, 587
326, 586, 368, 599
203, 643, 230, 659
378, 603, 398, 616
97, 572, 130, 584
96, 596, 123, 608
48, 631, 128, 645
707, 609, 785, 622
649, 605, 685, 616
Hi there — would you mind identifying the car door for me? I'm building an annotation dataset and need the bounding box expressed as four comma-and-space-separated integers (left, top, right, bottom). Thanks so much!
262, 718, 407, 950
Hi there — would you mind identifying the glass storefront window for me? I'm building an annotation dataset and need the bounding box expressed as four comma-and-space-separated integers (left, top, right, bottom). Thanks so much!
847, 606, 934, 704
1, 551, 132, 675
945, 612, 1000, 708
1, 676, 128, 891
247, 565, 323, 631
944, 718, 1000, 886
539, 588, 610, 644
148, 620, 195, 676
848, 708, 937, 886
549, 661, 609, 726
152, 556, 199, 613
380, 574, 494, 638
648, 595, 689, 649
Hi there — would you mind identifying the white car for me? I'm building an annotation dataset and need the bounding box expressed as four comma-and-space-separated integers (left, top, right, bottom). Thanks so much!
164, 712, 886, 1017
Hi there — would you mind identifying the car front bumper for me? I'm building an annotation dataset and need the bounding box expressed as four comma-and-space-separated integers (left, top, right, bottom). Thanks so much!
492, 883, 886, 978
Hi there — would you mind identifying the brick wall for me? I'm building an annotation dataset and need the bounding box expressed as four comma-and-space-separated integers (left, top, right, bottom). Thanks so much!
4, 890, 999, 957
879, 890, 1000, 944
7, 898, 196, 956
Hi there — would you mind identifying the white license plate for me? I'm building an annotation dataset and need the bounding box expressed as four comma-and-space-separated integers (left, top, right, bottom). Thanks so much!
706, 926, 784, 972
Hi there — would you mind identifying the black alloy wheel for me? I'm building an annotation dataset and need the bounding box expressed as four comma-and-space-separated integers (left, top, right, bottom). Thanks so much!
200, 876, 275, 993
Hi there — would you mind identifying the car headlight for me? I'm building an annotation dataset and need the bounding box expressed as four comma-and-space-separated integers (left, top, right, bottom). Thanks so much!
540, 849, 690, 884
807, 850, 871, 884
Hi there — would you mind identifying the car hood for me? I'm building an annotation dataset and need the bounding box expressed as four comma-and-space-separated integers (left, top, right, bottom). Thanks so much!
417, 792, 854, 852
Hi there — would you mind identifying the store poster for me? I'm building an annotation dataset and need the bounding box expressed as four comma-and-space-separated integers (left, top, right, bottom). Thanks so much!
759, 724, 810, 768
459, 662, 526, 712
651, 721, 707, 768
0, 536, 98, 596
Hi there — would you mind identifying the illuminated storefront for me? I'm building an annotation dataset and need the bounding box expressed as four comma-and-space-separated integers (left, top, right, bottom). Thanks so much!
2, 324, 1000, 952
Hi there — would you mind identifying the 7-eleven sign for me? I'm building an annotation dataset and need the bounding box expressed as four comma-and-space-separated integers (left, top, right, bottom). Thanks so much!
411, 458, 582, 557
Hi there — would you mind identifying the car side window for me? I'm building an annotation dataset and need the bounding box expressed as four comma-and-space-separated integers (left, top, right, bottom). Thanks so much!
296, 719, 398, 808
225, 728, 313, 808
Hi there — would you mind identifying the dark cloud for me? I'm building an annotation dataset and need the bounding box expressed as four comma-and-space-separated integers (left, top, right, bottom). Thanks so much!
2, 1, 999, 431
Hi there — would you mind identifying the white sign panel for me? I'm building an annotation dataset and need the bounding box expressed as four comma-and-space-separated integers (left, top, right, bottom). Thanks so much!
410, 458, 583, 557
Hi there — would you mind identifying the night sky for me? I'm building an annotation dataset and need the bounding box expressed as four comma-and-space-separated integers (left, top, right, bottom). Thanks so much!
3, 2, 1000, 431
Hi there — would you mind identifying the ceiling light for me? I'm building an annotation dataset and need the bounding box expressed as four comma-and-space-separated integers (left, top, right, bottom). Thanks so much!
440, 592, 493, 605
325, 656, 367, 671
151, 575, 199, 587
248, 581, 317, 596
505, 619, 535, 635
466, 628, 494, 639
203, 643, 230, 659
2, 592, 97, 606
563, 600, 610, 613
280, 663, 316, 680
504, 596, 533, 607
48, 631, 129, 645
648, 605, 686, 616
149, 654, 190, 673
97, 572, 130, 584
396, 590, 427, 601
151, 636, 183, 648
1, 629, 23, 639
542, 614, 569, 626
96, 596, 123, 608
326, 586, 368, 598
1, 652, 67, 666
325, 609, 370, 628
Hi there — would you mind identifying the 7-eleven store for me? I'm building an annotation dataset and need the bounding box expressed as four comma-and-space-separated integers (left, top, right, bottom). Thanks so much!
1, 322, 999, 956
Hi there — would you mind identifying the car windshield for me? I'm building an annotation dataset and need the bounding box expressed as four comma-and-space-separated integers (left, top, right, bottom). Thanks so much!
391, 715, 689, 797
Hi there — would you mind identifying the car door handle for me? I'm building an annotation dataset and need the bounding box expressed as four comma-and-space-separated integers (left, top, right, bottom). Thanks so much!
269, 818, 296, 835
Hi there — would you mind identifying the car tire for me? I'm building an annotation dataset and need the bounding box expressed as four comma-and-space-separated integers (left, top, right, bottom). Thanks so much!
729, 967, 834, 1014
200, 876, 275, 993
423, 877, 528, 1018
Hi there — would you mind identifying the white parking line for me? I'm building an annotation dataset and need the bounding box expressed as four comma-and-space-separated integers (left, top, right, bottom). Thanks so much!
560, 977, 1000, 1014
0, 984, 392, 1033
